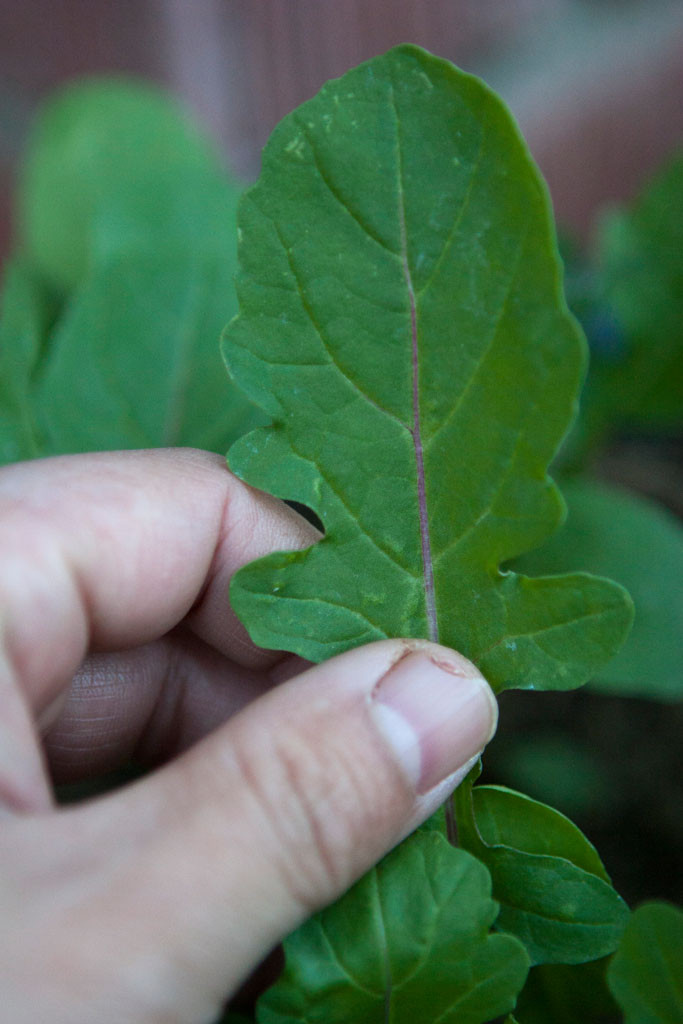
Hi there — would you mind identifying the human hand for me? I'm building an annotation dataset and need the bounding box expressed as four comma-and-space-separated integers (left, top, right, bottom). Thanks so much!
0, 448, 497, 1023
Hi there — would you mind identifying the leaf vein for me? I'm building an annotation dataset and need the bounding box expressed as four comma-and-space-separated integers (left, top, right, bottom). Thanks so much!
478, 605, 620, 661
370, 869, 393, 1023
318, 917, 383, 999
294, 114, 402, 260
263, 591, 389, 637
425, 226, 529, 458
389, 77, 439, 643
254, 198, 410, 431
415, 129, 487, 300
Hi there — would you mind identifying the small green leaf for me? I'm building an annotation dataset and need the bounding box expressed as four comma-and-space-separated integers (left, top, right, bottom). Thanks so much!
607, 902, 683, 1024
257, 832, 529, 1024
515, 959, 618, 1024
515, 477, 683, 701
454, 780, 629, 965
224, 44, 632, 693
473, 785, 609, 881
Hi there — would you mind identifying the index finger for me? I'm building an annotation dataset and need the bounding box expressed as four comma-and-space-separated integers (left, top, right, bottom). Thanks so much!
0, 448, 316, 716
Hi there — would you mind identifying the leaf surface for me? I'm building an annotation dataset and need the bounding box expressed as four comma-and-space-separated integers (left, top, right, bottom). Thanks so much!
454, 780, 629, 965
256, 832, 529, 1024
607, 902, 683, 1024
224, 44, 632, 693
515, 477, 683, 701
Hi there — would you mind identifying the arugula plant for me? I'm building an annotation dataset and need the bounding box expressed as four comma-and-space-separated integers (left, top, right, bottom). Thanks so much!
1, 45, 681, 1024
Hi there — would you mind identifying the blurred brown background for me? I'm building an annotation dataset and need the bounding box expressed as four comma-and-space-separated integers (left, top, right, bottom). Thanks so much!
1, 0, 682, 260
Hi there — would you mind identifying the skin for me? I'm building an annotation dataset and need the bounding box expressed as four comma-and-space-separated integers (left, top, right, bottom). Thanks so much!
0, 448, 497, 1023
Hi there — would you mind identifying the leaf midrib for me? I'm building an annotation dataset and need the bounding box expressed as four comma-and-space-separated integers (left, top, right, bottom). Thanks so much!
389, 80, 439, 643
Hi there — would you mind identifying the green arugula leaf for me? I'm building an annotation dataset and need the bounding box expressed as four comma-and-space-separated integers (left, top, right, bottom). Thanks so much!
607, 902, 683, 1024
515, 477, 683, 701
223, 44, 633, 693
2, 79, 262, 459
18, 79, 237, 293
256, 832, 529, 1024
515, 959, 618, 1024
473, 785, 609, 880
29, 253, 265, 454
454, 779, 629, 965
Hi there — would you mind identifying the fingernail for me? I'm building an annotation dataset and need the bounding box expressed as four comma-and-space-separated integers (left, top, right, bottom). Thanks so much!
369, 648, 497, 794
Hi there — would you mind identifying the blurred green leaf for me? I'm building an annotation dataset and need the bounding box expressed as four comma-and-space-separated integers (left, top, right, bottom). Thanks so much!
598, 154, 683, 425
577, 155, 683, 451
1, 78, 262, 459
31, 253, 264, 453
0, 259, 53, 461
455, 779, 629, 965
19, 79, 236, 293
607, 902, 683, 1023
515, 477, 683, 701
515, 958, 618, 1024
257, 832, 529, 1024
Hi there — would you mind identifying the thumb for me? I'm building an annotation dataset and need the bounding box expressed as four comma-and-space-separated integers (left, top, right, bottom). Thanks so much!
134, 639, 496, 1001
16, 640, 497, 1021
